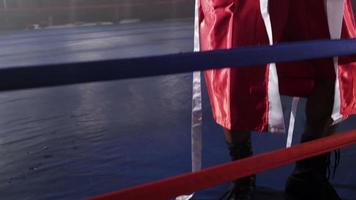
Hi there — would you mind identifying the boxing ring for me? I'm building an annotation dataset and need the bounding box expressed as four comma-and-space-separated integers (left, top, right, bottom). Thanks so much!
77, 39, 356, 199
28, 41, 356, 200
0, 22, 355, 200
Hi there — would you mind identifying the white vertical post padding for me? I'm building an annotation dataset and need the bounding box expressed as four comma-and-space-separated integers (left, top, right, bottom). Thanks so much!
176, 0, 202, 199
324, 0, 345, 124
286, 97, 300, 148
260, 0, 285, 133
191, 0, 202, 175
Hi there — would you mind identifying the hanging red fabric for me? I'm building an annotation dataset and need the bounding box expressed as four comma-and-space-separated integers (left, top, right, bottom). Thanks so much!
199, 0, 356, 132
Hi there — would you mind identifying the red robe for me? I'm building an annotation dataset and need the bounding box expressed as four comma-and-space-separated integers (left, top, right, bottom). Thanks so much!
198, 0, 356, 132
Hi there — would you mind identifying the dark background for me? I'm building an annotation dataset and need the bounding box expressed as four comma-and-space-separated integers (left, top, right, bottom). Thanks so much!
0, 0, 355, 31
0, 0, 194, 30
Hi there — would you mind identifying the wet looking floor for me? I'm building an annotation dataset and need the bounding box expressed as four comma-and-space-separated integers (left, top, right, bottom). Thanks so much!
0, 20, 355, 200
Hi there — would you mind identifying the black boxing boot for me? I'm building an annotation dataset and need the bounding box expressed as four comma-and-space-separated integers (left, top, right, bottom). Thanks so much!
285, 152, 341, 200
220, 136, 256, 200
285, 132, 341, 200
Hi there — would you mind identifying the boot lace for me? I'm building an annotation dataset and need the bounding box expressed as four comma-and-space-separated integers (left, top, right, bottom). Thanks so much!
326, 149, 341, 179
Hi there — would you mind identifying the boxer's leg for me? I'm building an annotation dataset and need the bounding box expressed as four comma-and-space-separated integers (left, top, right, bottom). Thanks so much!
285, 80, 341, 200
221, 129, 255, 200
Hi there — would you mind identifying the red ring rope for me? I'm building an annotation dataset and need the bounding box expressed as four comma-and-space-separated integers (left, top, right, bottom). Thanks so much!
88, 129, 356, 200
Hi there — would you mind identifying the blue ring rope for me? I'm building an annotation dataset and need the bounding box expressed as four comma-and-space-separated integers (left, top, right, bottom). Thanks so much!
0, 39, 356, 91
